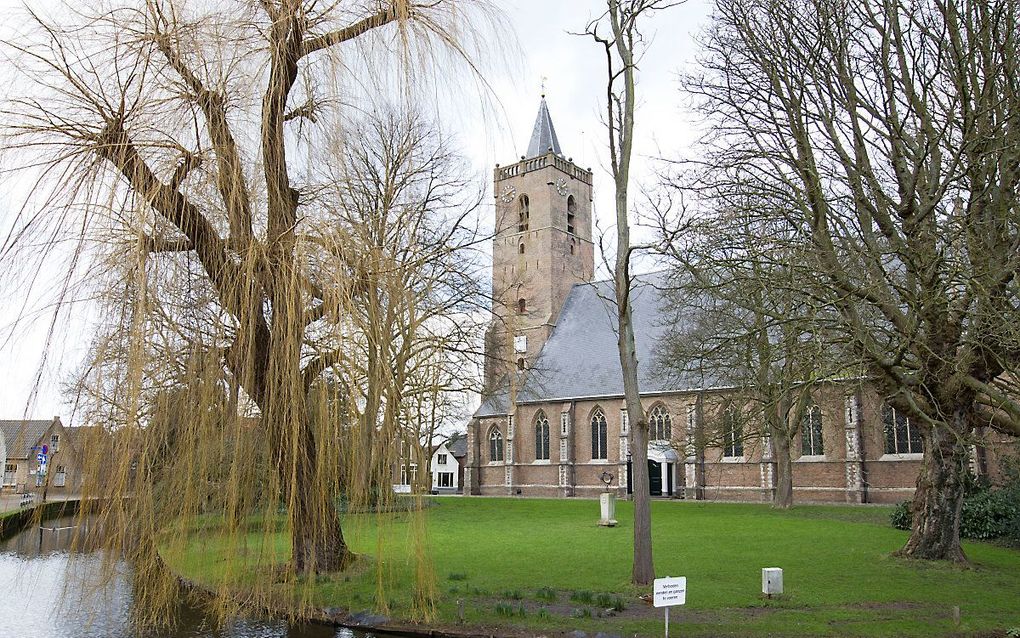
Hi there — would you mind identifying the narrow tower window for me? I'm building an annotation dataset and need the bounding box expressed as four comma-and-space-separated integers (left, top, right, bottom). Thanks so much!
567, 195, 576, 234
517, 357, 526, 371
518, 194, 530, 231
519, 243, 525, 254
517, 298, 527, 313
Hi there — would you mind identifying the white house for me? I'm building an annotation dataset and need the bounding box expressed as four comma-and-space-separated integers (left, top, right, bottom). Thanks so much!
430, 441, 459, 494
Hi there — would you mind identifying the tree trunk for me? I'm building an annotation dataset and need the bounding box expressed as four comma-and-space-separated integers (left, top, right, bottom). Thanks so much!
897, 422, 966, 563
772, 434, 793, 509
620, 305, 654, 585
897, 417, 969, 563
292, 414, 351, 574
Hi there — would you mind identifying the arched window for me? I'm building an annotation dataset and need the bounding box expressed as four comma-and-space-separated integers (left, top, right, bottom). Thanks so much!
883, 403, 922, 454
567, 195, 577, 234
722, 407, 743, 458
519, 243, 525, 254
649, 404, 672, 441
591, 408, 608, 460
802, 404, 824, 456
489, 427, 504, 462
518, 195, 530, 231
517, 298, 527, 313
535, 412, 550, 460
516, 357, 525, 370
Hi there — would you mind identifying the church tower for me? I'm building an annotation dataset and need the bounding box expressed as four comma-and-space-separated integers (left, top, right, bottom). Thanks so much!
484, 97, 595, 389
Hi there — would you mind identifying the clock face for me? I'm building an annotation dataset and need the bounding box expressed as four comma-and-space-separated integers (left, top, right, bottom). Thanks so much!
555, 178, 569, 196
499, 184, 517, 203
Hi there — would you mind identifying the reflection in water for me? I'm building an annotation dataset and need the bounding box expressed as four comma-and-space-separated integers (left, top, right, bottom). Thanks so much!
0, 517, 373, 638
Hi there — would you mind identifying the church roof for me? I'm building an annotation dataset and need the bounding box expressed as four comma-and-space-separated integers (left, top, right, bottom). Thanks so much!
475, 272, 722, 417
525, 97, 563, 158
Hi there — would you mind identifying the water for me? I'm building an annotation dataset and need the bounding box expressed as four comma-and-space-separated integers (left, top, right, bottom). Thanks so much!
0, 517, 383, 638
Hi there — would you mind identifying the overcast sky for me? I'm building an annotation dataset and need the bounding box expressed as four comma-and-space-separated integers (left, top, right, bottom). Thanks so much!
0, 0, 711, 423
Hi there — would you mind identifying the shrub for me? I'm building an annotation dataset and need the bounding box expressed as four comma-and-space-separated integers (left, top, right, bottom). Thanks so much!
891, 472, 1020, 545
960, 487, 1019, 540
890, 501, 912, 531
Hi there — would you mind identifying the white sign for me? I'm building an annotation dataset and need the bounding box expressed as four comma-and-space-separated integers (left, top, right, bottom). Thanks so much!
653, 576, 687, 607
513, 335, 527, 353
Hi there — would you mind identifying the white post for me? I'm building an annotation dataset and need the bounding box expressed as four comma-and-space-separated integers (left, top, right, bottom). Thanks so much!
665, 605, 670, 638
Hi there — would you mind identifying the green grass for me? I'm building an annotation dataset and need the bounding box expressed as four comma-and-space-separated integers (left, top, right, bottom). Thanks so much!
167, 498, 1020, 637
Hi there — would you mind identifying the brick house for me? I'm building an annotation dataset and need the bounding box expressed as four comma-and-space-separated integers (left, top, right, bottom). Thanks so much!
0, 417, 82, 495
465, 99, 1016, 503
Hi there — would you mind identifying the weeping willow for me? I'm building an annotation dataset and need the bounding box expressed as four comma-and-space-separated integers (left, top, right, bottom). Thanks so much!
0, 0, 496, 626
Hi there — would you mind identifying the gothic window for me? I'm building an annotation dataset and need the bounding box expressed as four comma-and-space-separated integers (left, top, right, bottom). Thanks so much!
591, 408, 608, 460
535, 412, 550, 460
517, 298, 527, 313
567, 195, 577, 234
722, 408, 743, 458
883, 403, 922, 454
649, 404, 671, 441
802, 405, 824, 456
519, 243, 525, 254
516, 357, 525, 370
489, 427, 504, 462
518, 195, 530, 231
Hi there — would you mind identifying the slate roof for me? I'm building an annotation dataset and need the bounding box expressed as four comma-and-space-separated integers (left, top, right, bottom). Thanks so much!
446, 433, 468, 458
525, 97, 563, 158
475, 272, 721, 418
0, 419, 53, 459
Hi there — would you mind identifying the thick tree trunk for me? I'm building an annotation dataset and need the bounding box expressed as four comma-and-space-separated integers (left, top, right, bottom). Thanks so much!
772, 434, 793, 509
291, 414, 351, 574
896, 418, 969, 563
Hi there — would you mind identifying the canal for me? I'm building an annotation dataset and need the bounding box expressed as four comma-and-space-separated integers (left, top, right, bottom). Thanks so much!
0, 516, 388, 638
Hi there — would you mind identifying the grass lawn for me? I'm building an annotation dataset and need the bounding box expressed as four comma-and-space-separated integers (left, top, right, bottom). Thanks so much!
167, 497, 1020, 637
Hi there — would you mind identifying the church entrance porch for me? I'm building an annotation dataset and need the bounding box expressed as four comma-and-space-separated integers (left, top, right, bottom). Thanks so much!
626, 447, 680, 497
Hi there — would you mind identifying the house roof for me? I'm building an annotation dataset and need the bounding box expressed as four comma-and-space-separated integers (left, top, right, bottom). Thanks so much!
525, 97, 563, 158
475, 272, 720, 417
446, 432, 468, 458
0, 419, 55, 459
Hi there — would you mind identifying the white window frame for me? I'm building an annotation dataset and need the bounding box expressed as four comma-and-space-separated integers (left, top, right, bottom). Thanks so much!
535, 413, 550, 461
488, 428, 504, 463
800, 405, 825, 458
3, 463, 16, 486
649, 404, 672, 442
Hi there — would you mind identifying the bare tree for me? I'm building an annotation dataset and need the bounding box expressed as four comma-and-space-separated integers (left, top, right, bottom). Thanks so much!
659, 204, 836, 508
584, 0, 680, 586
688, 0, 1020, 561
1, 0, 498, 619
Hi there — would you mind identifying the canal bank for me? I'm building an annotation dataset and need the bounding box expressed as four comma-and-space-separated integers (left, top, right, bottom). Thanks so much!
0, 501, 386, 638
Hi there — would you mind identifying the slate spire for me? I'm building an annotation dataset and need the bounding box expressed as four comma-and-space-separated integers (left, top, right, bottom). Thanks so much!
525, 96, 563, 158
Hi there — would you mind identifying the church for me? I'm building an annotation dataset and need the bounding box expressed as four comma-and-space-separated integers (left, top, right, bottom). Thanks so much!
463, 98, 1015, 504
